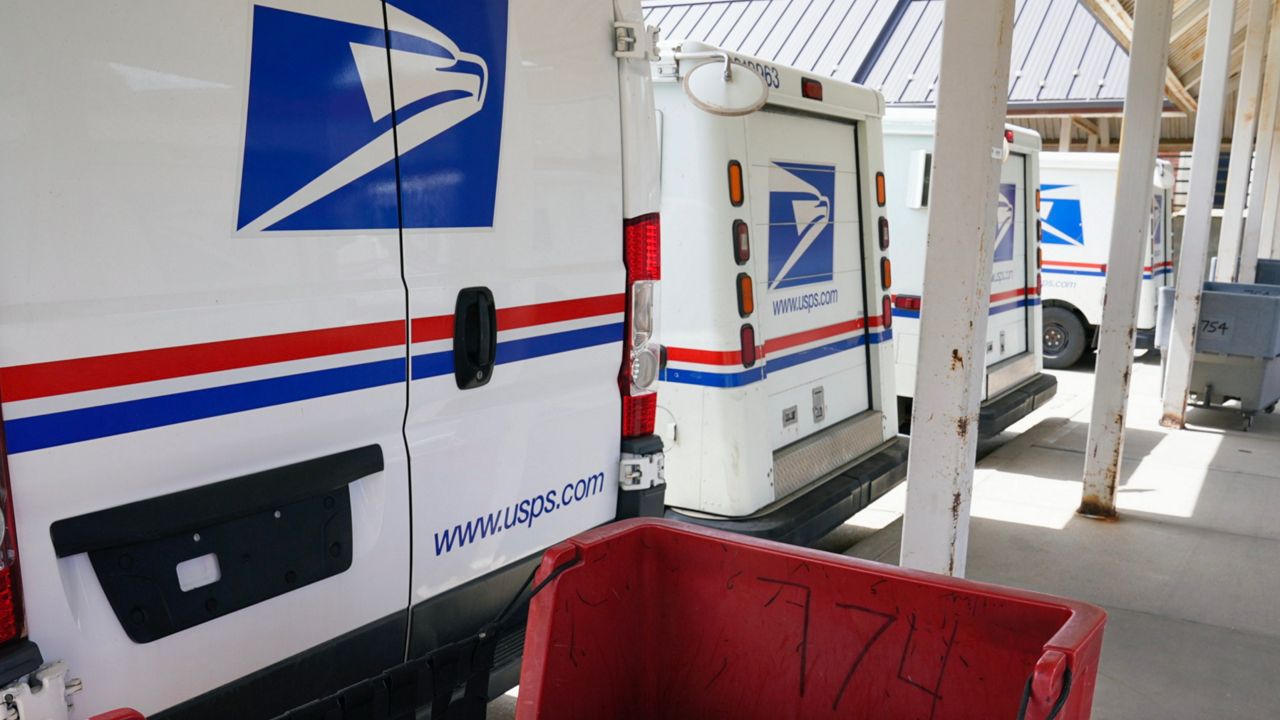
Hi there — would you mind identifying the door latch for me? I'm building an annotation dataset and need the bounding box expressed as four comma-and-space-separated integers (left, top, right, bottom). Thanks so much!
613, 21, 660, 60
454, 287, 497, 390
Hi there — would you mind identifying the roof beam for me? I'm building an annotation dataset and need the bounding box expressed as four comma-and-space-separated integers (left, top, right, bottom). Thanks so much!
1081, 0, 1199, 114
1070, 115, 1101, 137
1171, 0, 1211, 41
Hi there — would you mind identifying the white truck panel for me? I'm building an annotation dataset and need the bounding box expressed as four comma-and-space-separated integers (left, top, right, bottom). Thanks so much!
0, 1, 410, 714
0, 0, 660, 716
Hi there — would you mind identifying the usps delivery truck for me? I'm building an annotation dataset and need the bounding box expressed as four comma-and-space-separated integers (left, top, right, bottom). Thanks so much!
883, 111, 1057, 437
652, 42, 907, 546
1038, 153, 1175, 367
0, 2, 665, 718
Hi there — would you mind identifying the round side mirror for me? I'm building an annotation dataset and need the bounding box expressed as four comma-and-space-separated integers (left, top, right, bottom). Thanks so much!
682, 60, 769, 117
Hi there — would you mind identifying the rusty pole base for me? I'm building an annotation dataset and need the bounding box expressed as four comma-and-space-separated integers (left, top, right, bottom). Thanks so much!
1077, 499, 1119, 521
1159, 411, 1186, 429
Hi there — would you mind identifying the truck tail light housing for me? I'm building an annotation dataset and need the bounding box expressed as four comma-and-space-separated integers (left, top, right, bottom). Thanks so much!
875, 172, 886, 207
0, 408, 24, 646
880, 258, 892, 290
801, 77, 824, 101
740, 325, 757, 368
727, 161, 745, 207
733, 220, 751, 264
878, 216, 890, 250
882, 295, 893, 330
894, 294, 923, 311
737, 273, 754, 317
622, 213, 661, 438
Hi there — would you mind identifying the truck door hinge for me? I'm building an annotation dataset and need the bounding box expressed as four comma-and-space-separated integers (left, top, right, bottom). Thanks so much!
613, 21, 660, 61
620, 451, 665, 491
2, 662, 82, 720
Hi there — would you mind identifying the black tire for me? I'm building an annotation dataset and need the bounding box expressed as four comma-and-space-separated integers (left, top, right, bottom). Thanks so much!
1042, 306, 1088, 369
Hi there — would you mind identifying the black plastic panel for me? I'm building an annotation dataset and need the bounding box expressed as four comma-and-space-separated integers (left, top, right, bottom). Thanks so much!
50, 446, 380, 643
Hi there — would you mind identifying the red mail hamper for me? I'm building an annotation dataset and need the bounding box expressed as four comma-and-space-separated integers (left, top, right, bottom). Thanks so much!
517, 519, 1105, 719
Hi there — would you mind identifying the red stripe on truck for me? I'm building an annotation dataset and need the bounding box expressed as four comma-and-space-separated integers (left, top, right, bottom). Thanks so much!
666, 315, 884, 367
988, 286, 1039, 303
2, 293, 628, 402
409, 293, 626, 342
0, 320, 406, 402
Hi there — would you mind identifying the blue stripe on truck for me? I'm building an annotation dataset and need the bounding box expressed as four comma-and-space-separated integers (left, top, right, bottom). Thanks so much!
661, 330, 893, 388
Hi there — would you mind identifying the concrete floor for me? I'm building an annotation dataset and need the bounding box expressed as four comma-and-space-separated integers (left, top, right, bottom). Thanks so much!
491, 352, 1280, 718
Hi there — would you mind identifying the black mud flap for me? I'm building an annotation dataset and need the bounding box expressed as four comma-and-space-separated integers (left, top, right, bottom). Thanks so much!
50, 445, 382, 643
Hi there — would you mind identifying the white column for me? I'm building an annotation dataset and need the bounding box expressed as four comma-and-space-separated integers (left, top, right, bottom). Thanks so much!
1079, 0, 1174, 519
1214, 0, 1272, 282
1087, 132, 1099, 152
900, 0, 1015, 577
1239, 7, 1280, 283
1060, 117, 1072, 152
1161, 0, 1238, 427
1100, 117, 1112, 148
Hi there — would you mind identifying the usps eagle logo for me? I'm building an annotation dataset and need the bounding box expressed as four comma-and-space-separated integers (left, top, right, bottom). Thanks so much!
236, 0, 507, 232
768, 162, 836, 290
1039, 184, 1084, 246
993, 182, 1017, 262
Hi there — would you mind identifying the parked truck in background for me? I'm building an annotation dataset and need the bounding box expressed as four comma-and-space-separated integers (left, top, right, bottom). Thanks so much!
1038, 153, 1175, 368
882, 110, 1057, 437
651, 42, 907, 546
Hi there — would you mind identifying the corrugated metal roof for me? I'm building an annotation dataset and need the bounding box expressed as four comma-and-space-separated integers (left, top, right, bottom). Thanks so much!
643, 0, 1136, 110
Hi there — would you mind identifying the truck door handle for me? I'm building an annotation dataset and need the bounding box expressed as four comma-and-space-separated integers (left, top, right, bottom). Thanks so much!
454, 287, 497, 389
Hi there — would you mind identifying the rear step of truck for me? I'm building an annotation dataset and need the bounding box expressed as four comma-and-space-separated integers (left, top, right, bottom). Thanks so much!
666, 434, 908, 547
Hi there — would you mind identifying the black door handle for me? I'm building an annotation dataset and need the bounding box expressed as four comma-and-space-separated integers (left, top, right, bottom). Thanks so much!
454, 287, 497, 389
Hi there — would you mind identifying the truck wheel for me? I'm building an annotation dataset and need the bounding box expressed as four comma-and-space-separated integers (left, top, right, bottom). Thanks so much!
1042, 307, 1087, 369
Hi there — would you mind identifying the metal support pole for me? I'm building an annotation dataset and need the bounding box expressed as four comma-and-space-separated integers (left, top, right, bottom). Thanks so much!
1087, 133, 1099, 152
1214, 0, 1272, 282
900, 0, 1015, 577
1100, 117, 1111, 148
1079, 0, 1174, 519
1060, 118, 1072, 152
1239, 7, 1280, 283
1162, 0, 1237, 427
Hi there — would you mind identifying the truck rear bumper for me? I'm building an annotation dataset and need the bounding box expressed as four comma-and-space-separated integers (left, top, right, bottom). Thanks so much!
665, 436, 909, 547
978, 372, 1058, 438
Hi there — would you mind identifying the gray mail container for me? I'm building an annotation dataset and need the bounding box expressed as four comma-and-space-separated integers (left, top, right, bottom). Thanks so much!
1195, 285, 1280, 358
1256, 259, 1280, 286
1157, 282, 1280, 424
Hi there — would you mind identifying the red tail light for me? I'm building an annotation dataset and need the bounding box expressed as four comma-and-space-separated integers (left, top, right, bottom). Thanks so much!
0, 411, 24, 645
801, 77, 824, 101
893, 294, 923, 311
882, 296, 893, 330
740, 325, 757, 368
1005, 129, 1015, 142
621, 213, 661, 438
622, 394, 657, 438
623, 213, 661, 281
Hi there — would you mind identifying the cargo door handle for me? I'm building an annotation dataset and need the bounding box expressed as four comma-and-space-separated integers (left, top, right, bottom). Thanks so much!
454, 287, 497, 389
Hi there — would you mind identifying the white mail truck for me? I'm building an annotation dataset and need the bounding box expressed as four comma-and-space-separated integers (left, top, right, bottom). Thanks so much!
0, 1, 664, 718
652, 42, 907, 546
883, 111, 1057, 437
1038, 153, 1175, 367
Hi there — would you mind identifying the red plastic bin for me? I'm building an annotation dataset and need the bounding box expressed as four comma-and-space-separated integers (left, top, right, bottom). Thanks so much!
518, 519, 1105, 720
